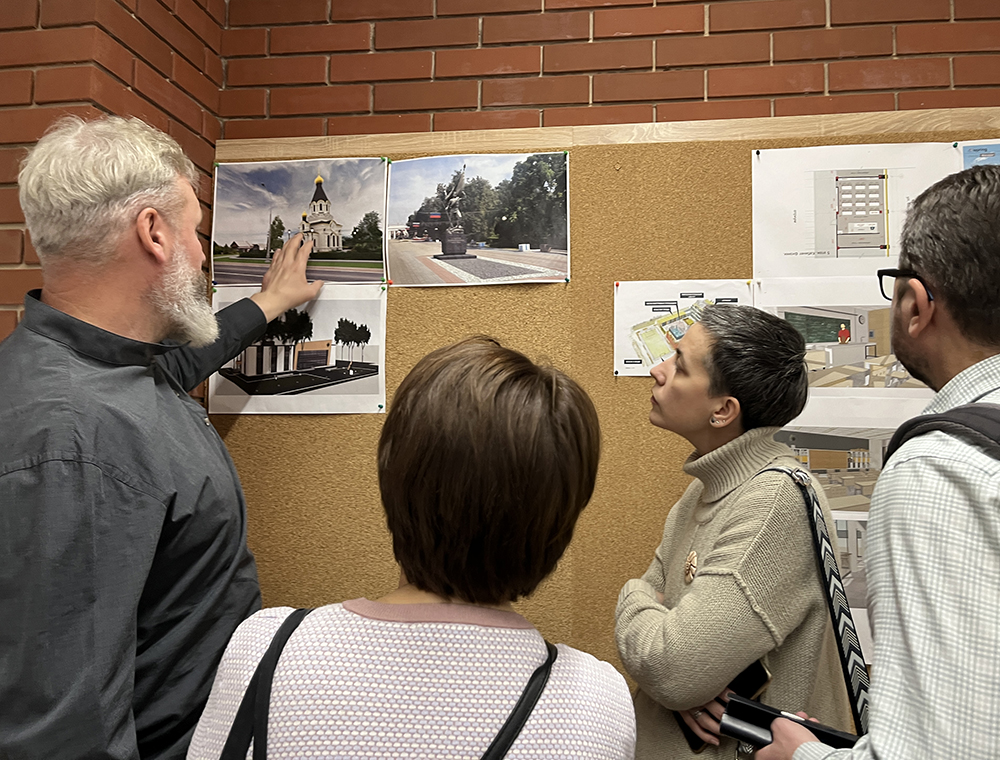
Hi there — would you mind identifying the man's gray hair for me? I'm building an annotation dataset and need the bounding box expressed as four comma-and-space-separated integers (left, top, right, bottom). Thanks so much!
699, 304, 808, 430
899, 164, 1000, 348
18, 116, 199, 264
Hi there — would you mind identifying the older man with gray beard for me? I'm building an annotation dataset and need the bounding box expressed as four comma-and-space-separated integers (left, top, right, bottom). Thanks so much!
0, 116, 322, 760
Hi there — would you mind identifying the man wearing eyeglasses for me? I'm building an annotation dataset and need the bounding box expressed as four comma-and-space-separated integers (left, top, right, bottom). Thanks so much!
760, 165, 1000, 759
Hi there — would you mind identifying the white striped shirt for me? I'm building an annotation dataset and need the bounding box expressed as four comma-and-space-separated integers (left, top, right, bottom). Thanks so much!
797, 353, 1000, 760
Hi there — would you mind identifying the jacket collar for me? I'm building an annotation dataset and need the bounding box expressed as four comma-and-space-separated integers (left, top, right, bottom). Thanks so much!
20, 289, 182, 366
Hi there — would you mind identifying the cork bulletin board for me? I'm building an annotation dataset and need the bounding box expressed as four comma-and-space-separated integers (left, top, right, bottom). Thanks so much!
212, 106, 1000, 676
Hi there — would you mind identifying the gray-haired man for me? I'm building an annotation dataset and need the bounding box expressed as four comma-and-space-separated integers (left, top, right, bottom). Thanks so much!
0, 117, 321, 760
761, 166, 1000, 759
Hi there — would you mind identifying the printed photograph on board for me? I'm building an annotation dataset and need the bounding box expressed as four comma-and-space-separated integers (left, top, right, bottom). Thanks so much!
386, 152, 569, 286
208, 283, 386, 415
211, 158, 387, 287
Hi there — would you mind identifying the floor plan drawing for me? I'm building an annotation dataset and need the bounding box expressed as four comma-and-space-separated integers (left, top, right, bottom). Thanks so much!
753, 142, 957, 279
831, 169, 888, 256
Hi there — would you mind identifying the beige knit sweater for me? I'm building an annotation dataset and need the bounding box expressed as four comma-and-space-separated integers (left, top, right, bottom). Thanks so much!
615, 427, 854, 760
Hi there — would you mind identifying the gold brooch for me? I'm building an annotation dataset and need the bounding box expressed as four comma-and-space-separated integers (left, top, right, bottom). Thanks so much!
684, 550, 698, 584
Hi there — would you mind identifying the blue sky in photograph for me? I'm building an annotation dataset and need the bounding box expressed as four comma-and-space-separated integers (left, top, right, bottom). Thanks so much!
387, 153, 562, 227
213, 158, 387, 247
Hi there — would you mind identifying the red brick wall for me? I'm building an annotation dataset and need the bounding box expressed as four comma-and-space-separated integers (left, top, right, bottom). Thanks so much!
3, 0, 1000, 339
221, 0, 1000, 138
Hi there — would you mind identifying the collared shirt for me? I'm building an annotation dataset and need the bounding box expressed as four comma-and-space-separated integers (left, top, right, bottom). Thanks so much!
796, 353, 1000, 760
0, 291, 266, 760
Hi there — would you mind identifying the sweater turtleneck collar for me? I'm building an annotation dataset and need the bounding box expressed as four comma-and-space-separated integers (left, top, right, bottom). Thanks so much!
682, 426, 790, 509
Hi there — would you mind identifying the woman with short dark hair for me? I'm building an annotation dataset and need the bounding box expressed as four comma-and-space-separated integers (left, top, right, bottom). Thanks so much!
189, 336, 635, 760
614, 304, 854, 759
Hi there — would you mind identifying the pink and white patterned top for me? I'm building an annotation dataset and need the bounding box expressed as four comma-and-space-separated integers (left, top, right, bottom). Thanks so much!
188, 599, 636, 760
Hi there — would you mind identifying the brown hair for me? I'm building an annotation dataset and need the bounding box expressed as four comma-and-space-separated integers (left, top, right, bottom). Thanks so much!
378, 336, 601, 605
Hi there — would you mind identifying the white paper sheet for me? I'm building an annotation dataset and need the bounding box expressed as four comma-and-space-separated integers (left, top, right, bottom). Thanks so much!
208, 283, 387, 414
752, 142, 959, 280
757, 277, 933, 428
613, 279, 753, 376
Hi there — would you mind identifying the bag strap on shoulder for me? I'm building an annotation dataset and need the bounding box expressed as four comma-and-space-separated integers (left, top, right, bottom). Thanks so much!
760, 466, 870, 735
480, 641, 558, 760
219, 608, 312, 760
220, 610, 558, 760
885, 402, 1000, 464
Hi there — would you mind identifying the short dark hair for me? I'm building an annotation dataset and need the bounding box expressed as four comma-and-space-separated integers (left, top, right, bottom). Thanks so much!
699, 305, 808, 430
378, 336, 601, 605
899, 164, 1000, 347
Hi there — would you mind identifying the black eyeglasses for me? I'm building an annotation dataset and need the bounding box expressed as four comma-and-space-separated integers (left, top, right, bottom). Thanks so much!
876, 268, 935, 302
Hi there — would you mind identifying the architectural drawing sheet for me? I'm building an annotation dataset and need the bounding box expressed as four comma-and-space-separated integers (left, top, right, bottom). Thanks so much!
752, 142, 959, 280
208, 283, 387, 415
211, 158, 388, 287
613, 279, 752, 376
757, 276, 933, 429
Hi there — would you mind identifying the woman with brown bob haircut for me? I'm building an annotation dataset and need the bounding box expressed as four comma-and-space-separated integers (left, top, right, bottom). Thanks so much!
189, 337, 636, 760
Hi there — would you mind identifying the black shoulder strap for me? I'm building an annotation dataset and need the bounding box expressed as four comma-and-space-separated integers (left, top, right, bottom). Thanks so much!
220, 613, 556, 760
885, 403, 1000, 464
220, 608, 312, 760
480, 641, 559, 760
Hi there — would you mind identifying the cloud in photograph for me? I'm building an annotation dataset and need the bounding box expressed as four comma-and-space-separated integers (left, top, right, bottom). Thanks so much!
213, 158, 387, 246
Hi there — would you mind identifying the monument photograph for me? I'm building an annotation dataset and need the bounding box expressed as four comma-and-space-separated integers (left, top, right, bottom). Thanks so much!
386, 152, 569, 287
211, 158, 387, 286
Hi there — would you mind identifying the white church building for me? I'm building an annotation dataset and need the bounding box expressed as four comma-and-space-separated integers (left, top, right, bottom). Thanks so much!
299, 174, 343, 252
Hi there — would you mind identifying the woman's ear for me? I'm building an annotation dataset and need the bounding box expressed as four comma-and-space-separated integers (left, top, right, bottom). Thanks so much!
710, 396, 741, 428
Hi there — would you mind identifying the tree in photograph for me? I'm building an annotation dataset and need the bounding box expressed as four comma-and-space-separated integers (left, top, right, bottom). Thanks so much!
334, 319, 348, 363
261, 309, 314, 372
283, 308, 313, 370
419, 192, 443, 213
350, 211, 383, 256
283, 308, 313, 343
494, 154, 567, 249
461, 176, 500, 243
357, 324, 371, 362
268, 216, 285, 253
335, 318, 359, 366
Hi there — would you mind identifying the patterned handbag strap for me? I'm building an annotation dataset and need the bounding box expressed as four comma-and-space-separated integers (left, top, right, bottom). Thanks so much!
762, 466, 870, 735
